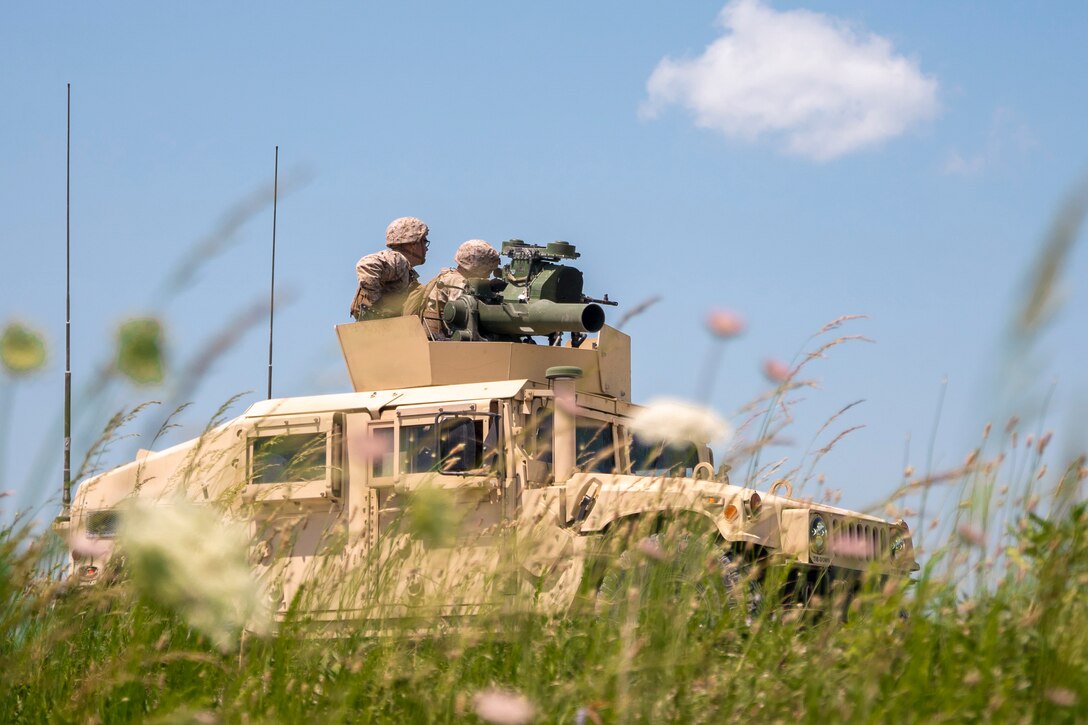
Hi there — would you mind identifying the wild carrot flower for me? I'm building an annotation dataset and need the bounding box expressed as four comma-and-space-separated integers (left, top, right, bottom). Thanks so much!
629, 397, 732, 448
119, 499, 271, 651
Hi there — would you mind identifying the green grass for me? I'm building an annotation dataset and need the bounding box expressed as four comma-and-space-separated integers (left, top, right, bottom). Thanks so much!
1, 484, 1086, 723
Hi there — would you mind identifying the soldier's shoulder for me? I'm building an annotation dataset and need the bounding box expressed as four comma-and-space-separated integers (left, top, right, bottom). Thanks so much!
422, 267, 459, 284
358, 248, 408, 268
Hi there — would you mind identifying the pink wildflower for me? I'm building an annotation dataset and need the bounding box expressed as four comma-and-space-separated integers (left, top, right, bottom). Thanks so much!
957, 524, 986, 548
473, 688, 535, 725
705, 309, 745, 338
637, 536, 667, 561
1046, 688, 1078, 707
761, 358, 790, 384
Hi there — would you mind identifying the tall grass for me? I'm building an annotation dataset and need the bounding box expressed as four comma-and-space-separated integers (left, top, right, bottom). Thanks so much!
2, 341, 1084, 722
1, 182, 1086, 723
1, 483, 1085, 722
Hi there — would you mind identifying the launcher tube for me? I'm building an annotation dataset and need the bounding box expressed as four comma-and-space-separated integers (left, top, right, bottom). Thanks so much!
475, 300, 604, 336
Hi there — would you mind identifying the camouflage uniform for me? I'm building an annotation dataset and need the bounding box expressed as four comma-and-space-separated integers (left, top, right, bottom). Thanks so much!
349, 217, 429, 320
352, 249, 419, 319
421, 268, 470, 339
420, 240, 500, 339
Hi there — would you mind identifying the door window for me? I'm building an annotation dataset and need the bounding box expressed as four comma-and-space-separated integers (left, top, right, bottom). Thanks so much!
396, 413, 499, 476
251, 432, 327, 484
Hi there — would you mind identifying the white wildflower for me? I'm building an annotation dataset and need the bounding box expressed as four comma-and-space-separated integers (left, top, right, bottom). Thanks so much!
629, 397, 732, 448
119, 499, 271, 651
473, 687, 535, 725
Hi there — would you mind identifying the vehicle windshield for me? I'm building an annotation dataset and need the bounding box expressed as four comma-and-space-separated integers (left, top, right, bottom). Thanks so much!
629, 434, 700, 477
520, 407, 619, 474
576, 418, 616, 473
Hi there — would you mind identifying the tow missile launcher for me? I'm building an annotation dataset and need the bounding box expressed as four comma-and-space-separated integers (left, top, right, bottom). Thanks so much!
59, 239, 918, 624
443, 240, 614, 344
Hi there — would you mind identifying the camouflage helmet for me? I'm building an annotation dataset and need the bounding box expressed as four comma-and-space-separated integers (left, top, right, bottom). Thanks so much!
455, 240, 500, 276
385, 217, 430, 248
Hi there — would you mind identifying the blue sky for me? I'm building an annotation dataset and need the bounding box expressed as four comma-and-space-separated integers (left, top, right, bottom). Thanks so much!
2, 1, 1086, 523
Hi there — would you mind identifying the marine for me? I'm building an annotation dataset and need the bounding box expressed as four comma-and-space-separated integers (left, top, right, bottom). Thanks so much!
349, 216, 431, 321
419, 240, 500, 339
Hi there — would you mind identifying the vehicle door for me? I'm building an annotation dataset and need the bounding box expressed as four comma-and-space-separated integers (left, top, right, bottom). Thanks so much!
243, 412, 346, 614
364, 400, 508, 615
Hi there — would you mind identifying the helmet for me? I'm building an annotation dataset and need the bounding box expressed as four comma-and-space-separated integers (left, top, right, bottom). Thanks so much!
385, 217, 430, 247
455, 240, 500, 276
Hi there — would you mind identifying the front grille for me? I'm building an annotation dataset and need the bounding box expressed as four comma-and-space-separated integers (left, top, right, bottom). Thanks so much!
829, 517, 887, 561
86, 510, 119, 539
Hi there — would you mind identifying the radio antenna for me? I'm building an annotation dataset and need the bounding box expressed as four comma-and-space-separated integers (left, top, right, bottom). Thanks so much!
266, 146, 278, 400
61, 83, 72, 519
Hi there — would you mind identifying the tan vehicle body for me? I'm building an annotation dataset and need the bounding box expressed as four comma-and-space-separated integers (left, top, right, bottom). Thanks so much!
66, 317, 917, 620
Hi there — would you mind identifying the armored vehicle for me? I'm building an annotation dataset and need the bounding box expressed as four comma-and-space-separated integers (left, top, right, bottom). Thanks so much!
61, 241, 917, 621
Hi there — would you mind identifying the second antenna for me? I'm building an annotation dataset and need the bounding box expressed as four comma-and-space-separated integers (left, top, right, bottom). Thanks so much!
267, 146, 279, 400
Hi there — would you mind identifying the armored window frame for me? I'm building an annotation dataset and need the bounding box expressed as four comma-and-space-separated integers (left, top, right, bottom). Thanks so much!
245, 413, 342, 501
433, 412, 501, 475
373, 401, 500, 483
251, 432, 328, 484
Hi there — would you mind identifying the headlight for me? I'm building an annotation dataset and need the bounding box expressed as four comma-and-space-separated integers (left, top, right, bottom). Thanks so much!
810, 515, 828, 555
890, 534, 905, 558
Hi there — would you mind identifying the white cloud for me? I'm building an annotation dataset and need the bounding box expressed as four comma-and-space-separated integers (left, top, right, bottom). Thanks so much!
642, 0, 939, 161
943, 107, 1037, 176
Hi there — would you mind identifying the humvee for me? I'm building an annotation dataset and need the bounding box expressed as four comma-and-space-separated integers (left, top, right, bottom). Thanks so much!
60, 241, 917, 621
